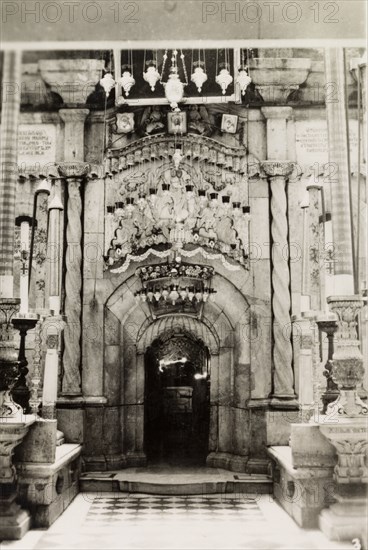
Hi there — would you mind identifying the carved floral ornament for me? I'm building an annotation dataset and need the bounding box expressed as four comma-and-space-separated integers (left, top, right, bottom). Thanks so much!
104, 134, 257, 273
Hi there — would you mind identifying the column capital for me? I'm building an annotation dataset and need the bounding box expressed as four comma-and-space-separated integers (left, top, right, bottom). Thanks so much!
57, 162, 90, 180
59, 108, 90, 124
320, 419, 368, 483
327, 295, 364, 322
261, 106, 294, 121
261, 160, 295, 178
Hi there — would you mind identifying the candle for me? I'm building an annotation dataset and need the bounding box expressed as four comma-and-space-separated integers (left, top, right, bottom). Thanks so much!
19, 220, 30, 314
48, 195, 63, 315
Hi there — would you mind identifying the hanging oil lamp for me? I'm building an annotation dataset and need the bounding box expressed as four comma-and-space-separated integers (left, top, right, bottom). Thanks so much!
216, 65, 233, 95
216, 49, 233, 95
236, 49, 252, 96
119, 67, 135, 97
162, 49, 188, 110
143, 50, 161, 91
191, 49, 208, 93
236, 68, 251, 96
100, 72, 115, 97
143, 64, 161, 91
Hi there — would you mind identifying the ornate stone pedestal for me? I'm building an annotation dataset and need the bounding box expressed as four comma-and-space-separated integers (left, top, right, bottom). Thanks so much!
326, 296, 367, 418
318, 296, 368, 546
0, 416, 35, 539
319, 418, 368, 544
0, 300, 36, 539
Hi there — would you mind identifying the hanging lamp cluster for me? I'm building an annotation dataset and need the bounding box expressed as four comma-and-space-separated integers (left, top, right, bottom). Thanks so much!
99, 48, 252, 109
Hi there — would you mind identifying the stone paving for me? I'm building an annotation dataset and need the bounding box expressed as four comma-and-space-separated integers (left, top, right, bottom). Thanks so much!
2, 492, 354, 550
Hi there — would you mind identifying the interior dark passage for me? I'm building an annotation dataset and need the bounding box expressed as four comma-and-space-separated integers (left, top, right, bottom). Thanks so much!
144, 332, 210, 466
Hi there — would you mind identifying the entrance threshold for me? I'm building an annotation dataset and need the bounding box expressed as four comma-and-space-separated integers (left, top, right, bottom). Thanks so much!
80, 466, 272, 495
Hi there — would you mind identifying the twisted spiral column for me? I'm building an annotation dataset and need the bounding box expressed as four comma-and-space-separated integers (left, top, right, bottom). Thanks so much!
262, 161, 296, 404
58, 163, 89, 395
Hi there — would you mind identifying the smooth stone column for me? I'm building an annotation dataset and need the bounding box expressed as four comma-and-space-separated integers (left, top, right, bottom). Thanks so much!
0, 51, 22, 299
59, 108, 89, 162
261, 161, 297, 407
324, 49, 355, 295
261, 106, 293, 160
58, 162, 89, 395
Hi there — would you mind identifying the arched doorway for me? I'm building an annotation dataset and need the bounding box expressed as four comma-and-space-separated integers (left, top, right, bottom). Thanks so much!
144, 331, 210, 466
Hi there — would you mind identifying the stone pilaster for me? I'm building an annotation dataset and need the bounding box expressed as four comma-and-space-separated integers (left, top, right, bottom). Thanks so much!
262, 161, 297, 406
58, 162, 89, 395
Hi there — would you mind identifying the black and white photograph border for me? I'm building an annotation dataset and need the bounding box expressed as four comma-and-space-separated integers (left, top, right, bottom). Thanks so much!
0, 2, 367, 549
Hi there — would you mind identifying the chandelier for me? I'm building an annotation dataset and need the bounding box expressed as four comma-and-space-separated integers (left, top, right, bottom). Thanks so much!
134, 262, 216, 316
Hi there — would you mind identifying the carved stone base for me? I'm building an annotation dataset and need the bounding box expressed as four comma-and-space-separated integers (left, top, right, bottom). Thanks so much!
125, 451, 147, 468
0, 416, 35, 540
319, 495, 368, 543
206, 452, 249, 473
326, 389, 368, 418
0, 491, 31, 540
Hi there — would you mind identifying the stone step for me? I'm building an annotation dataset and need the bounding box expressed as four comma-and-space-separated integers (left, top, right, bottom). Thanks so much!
80, 471, 273, 496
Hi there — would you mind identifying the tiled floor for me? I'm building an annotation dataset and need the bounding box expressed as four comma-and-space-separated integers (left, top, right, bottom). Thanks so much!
2, 492, 354, 550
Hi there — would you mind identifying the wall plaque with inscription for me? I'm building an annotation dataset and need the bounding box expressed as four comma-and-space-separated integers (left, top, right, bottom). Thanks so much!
18, 124, 57, 172
295, 119, 358, 171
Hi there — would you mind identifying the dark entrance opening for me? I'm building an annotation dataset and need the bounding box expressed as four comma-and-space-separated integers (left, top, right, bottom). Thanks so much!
144, 332, 210, 466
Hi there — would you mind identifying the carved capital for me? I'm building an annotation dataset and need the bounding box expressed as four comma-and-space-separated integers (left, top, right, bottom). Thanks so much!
261, 160, 295, 179
327, 296, 364, 336
57, 162, 90, 180
320, 421, 368, 484
59, 108, 90, 124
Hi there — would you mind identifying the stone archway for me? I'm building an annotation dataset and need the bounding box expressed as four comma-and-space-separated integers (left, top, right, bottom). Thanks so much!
120, 314, 222, 467
144, 327, 211, 465
102, 266, 255, 472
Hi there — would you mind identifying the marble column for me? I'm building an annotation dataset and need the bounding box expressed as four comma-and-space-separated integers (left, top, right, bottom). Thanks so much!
58, 108, 89, 396
0, 51, 22, 299
58, 162, 89, 395
324, 49, 355, 295
261, 161, 297, 406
